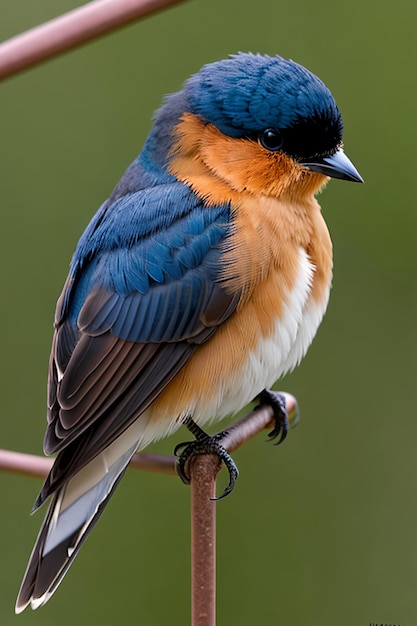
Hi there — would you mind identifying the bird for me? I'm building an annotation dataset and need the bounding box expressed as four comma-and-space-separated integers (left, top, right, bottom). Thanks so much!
16, 52, 362, 613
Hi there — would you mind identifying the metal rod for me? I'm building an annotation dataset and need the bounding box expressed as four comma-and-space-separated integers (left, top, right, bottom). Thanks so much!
0, 449, 52, 479
0, 0, 187, 81
0, 448, 176, 478
190, 453, 221, 626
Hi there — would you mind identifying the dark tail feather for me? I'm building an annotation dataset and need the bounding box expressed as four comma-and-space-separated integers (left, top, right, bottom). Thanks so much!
16, 438, 138, 613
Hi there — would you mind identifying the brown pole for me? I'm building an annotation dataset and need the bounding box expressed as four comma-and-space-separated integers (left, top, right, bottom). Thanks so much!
0, 0, 187, 81
189, 454, 221, 626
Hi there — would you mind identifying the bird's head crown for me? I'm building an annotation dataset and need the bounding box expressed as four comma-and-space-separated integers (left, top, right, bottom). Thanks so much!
184, 52, 343, 160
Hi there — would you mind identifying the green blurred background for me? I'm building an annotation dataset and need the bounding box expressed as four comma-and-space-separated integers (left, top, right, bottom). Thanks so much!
0, 1, 416, 624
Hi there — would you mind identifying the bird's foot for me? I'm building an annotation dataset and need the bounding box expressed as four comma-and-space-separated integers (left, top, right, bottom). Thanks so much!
257, 389, 299, 445
174, 417, 239, 500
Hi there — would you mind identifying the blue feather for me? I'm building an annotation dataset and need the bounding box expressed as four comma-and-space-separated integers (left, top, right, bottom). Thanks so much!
65, 181, 231, 341
185, 52, 341, 137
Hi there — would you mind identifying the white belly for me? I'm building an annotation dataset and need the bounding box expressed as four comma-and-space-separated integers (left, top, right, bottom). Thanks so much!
214, 247, 330, 419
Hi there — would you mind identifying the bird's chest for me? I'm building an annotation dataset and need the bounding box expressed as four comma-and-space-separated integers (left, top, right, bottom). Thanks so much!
215, 245, 330, 418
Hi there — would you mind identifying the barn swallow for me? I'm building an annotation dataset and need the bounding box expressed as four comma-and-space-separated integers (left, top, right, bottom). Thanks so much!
16, 52, 362, 612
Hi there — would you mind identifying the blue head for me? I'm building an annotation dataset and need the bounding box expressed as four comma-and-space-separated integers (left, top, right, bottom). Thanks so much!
185, 52, 343, 159
139, 53, 362, 183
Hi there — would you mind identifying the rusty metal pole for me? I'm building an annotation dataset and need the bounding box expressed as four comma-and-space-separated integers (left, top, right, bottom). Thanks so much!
0, 0, 187, 81
189, 454, 221, 626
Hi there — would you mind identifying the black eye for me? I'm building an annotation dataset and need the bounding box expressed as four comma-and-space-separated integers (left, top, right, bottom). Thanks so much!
259, 128, 284, 151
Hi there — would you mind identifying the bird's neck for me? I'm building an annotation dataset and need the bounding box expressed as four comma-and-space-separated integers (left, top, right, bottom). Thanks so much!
137, 91, 191, 184
108, 91, 192, 201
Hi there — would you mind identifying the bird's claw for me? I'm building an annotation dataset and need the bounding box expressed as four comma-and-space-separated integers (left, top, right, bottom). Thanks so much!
175, 428, 239, 500
257, 389, 294, 445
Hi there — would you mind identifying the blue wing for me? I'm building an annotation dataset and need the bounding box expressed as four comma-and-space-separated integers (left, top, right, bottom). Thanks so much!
38, 181, 237, 505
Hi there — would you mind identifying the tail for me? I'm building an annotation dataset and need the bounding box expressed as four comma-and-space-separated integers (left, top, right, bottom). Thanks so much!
15, 434, 140, 613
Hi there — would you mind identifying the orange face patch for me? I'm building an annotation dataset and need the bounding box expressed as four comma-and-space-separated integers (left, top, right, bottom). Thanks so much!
168, 113, 328, 204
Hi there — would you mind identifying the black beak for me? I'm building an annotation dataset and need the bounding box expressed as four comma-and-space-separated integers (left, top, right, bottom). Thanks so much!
302, 148, 363, 183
